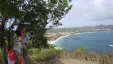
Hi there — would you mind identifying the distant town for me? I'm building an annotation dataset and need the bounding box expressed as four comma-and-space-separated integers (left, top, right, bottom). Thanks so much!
45, 25, 113, 41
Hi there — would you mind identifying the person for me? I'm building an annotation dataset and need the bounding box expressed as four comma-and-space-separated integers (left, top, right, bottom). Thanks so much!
13, 26, 30, 64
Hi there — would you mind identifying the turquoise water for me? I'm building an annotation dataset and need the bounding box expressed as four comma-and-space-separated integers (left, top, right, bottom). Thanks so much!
53, 31, 113, 54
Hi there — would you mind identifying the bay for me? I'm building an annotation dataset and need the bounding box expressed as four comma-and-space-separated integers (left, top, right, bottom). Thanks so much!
53, 31, 113, 54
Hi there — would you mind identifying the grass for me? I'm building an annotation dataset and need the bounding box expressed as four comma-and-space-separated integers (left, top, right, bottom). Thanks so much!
28, 48, 113, 64
0, 48, 113, 64
28, 48, 62, 63
60, 48, 113, 64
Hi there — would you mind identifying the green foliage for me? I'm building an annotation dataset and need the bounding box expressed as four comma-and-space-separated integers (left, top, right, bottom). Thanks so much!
28, 49, 62, 62
0, 0, 24, 17
28, 48, 113, 64
0, 0, 72, 48
48, 44, 55, 49
78, 48, 86, 52
72, 48, 87, 59
0, 50, 2, 63
0, 0, 71, 63
28, 48, 41, 55
22, 0, 72, 48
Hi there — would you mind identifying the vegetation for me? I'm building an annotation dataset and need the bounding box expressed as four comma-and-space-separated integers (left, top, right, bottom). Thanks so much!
0, 0, 72, 63
0, 50, 2, 63
27, 48, 113, 64
0, 47, 113, 64
47, 25, 113, 33
28, 48, 62, 64
0, 0, 112, 64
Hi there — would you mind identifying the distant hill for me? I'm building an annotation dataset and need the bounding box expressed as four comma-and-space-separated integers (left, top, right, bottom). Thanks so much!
47, 25, 113, 33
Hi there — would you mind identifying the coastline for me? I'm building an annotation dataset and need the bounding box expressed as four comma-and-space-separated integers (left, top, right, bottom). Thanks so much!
48, 34, 70, 44
73, 31, 110, 35
47, 31, 113, 51
48, 32, 97, 44
48, 31, 112, 45
74, 32, 95, 35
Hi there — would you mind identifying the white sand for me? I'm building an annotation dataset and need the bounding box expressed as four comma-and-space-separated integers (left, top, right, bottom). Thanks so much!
48, 34, 70, 44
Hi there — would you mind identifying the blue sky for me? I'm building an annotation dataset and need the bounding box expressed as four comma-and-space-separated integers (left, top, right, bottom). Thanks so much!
58, 0, 113, 28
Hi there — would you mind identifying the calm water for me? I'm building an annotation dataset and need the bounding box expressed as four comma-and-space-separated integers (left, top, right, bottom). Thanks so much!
53, 31, 113, 54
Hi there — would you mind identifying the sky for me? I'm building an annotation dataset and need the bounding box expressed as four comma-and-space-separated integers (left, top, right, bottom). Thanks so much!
58, 0, 113, 28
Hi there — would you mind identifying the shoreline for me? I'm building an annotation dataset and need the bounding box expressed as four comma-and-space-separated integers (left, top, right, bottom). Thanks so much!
73, 32, 95, 35
73, 31, 111, 35
48, 34, 70, 44
47, 32, 94, 44
48, 31, 112, 45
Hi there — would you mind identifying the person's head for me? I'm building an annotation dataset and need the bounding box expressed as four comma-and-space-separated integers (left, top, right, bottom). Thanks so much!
16, 26, 28, 41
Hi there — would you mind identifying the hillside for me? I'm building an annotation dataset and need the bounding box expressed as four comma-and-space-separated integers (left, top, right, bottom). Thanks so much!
47, 25, 113, 33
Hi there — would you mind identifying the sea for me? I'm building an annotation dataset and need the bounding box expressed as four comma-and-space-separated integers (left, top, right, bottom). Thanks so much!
53, 31, 113, 54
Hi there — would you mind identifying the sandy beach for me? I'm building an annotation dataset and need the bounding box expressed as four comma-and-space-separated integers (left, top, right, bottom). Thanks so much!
48, 34, 70, 44
48, 32, 94, 44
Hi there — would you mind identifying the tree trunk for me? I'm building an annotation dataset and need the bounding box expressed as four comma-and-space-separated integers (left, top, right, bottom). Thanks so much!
1, 17, 8, 64
8, 31, 12, 51
2, 46, 8, 64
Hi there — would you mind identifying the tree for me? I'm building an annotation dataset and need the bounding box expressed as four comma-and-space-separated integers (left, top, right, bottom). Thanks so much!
0, 0, 25, 63
22, 0, 72, 48
0, 0, 72, 63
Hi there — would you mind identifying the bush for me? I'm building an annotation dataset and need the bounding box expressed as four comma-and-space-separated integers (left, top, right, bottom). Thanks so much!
28, 48, 113, 64
28, 48, 62, 63
48, 44, 55, 49
28, 48, 40, 55
72, 48, 87, 59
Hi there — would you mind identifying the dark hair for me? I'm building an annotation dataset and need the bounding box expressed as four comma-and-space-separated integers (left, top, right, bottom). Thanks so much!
16, 26, 22, 36
16, 25, 29, 36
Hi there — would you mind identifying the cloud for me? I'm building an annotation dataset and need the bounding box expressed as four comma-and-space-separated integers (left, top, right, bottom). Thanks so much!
58, 0, 113, 27
61, 0, 113, 22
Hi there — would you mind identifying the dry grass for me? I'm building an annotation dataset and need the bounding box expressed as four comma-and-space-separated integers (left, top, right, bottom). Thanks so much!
0, 48, 113, 64
59, 58, 99, 64
59, 48, 113, 64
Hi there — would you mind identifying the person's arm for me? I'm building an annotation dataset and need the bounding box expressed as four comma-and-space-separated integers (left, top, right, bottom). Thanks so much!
17, 55, 25, 64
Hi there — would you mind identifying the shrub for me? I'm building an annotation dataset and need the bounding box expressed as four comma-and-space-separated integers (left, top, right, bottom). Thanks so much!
0, 50, 2, 63
48, 44, 55, 49
28, 48, 62, 63
98, 55, 113, 64
28, 48, 113, 64
28, 48, 40, 55
72, 48, 87, 59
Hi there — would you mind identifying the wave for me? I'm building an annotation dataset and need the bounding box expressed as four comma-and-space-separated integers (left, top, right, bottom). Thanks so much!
109, 45, 113, 47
